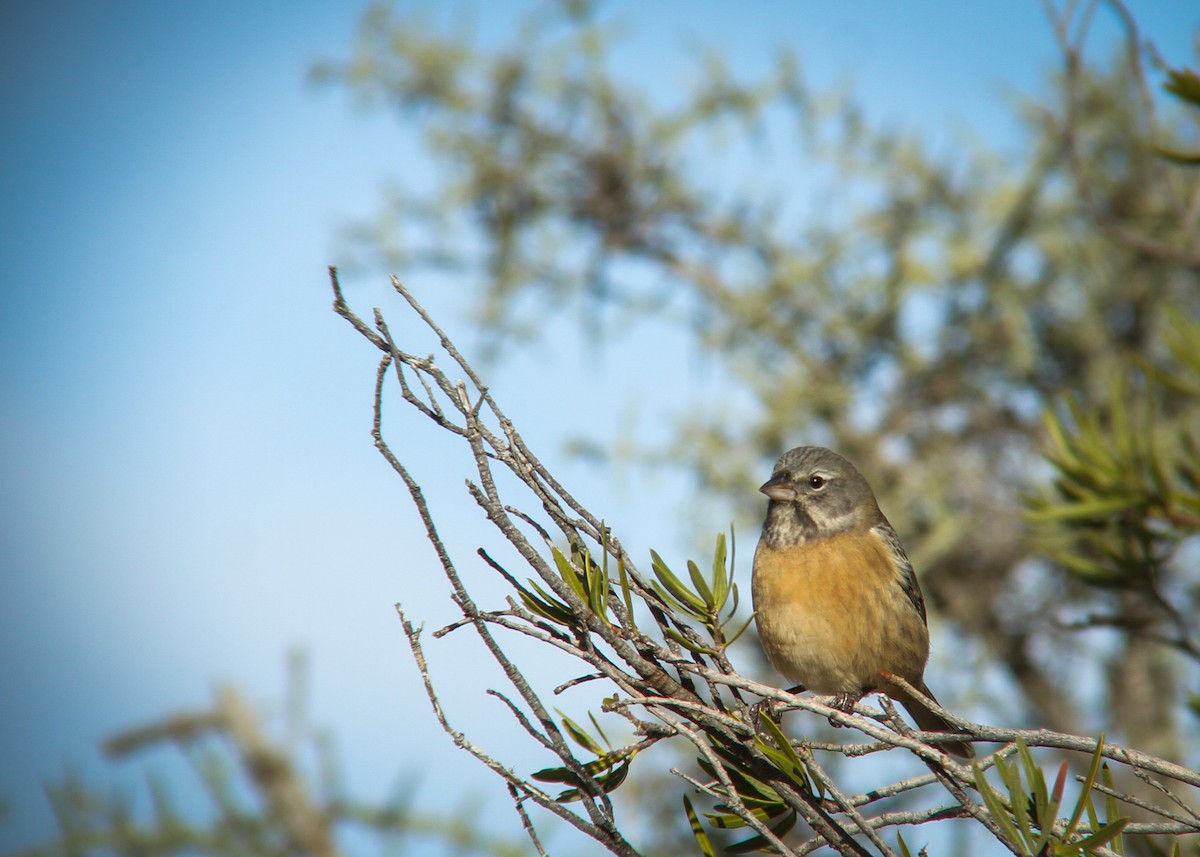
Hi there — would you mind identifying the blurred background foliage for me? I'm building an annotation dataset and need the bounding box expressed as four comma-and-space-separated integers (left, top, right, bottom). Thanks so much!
10, 657, 529, 857
13, 0, 1200, 855
309, 0, 1200, 756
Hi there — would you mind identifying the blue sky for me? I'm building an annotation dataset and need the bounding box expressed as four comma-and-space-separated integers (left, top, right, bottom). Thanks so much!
2, 1, 1196, 853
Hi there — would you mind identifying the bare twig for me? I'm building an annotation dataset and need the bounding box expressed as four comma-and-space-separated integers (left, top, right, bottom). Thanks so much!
396, 605, 636, 855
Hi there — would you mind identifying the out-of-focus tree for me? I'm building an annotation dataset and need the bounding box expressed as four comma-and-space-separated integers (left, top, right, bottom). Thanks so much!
312, 0, 1200, 759
7, 656, 531, 857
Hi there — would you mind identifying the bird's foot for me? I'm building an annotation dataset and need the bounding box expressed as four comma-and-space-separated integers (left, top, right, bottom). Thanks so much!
749, 699, 782, 736
750, 685, 805, 733
831, 692, 863, 712
826, 692, 864, 727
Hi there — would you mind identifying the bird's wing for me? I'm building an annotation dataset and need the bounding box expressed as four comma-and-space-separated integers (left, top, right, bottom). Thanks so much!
870, 521, 928, 625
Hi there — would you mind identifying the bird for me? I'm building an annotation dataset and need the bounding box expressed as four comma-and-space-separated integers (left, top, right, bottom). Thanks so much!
751, 446, 975, 760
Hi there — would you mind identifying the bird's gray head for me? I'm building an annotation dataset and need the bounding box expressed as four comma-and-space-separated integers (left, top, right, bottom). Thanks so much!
759, 446, 883, 547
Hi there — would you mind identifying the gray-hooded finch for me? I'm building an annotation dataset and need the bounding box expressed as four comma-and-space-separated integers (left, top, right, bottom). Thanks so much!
752, 446, 974, 759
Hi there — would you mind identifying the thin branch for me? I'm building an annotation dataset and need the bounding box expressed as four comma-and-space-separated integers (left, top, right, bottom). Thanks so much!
799, 755, 900, 857
373, 385, 631, 844
508, 783, 551, 857
395, 605, 634, 853
1085, 778, 1200, 829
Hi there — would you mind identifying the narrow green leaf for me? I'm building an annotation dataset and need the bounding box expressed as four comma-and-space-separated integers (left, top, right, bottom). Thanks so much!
559, 713, 604, 755
593, 758, 631, 794
617, 555, 637, 632
755, 713, 803, 768
1163, 66, 1200, 106
521, 580, 578, 627
1063, 735, 1107, 836
1049, 760, 1068, 816
531, 765, 577, 784
704, 811, 753, 831
707, 800, 784, 829
1044, 407, 1069, 455
663, 626, 717, 654
553, 547, 589, 603
1024, 496, 1132, 522
1068, 817, 1129, 851
753, 715, 811, 792
724, 581, 742, 624
974, 765, 1024, 849
1033, 761, 1067, 854
1110, 377, 1134, 465
724, 610, 757, 646
585, 554, 611, 624
1084, 788, 1101, 845
682, 796, 718, 857
698, 750, 781, 804
751, 747, 793, 780
539, 753, 635, 803
1016, 739, 1047, 814
727, 810, 797, 853
687, 559, 715, 609
650, 550, 709, 612
1099, 765, 1123, 856
1044, 407, 1083, 472
726, 794, 787, 813
993, 756, 1032, 845
710, 531, 729, 607
649, 580, 688, 616
588, 711, 611, 749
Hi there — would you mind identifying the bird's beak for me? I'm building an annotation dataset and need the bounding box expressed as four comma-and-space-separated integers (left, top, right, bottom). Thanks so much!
759, 475, 796, 503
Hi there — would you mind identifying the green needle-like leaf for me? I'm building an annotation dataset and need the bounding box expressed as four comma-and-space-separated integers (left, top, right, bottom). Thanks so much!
727, 810, 797, 854
687, 559, 715, 609
1063, 735, 1107, 837
1069, 817, 1130, 852
711, 531, 729, 606
650, 550, 708, 613
974, 764, 1024, 850
682, 796, 717, 857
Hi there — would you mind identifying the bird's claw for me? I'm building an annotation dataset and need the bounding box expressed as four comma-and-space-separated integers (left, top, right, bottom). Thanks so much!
825, 692, 864, 727
750, 698, 782, 731
831, 692, 862, 713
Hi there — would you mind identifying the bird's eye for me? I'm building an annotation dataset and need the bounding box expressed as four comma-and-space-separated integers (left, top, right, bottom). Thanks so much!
808, 475, 827, 490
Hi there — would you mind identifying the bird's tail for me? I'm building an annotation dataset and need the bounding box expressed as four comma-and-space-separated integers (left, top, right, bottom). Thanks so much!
893, 682, 975, 760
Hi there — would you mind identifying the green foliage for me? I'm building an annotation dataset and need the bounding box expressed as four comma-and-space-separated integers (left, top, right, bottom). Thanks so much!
1025, 313, 1200, 621
973, 738, 1128, 856
682, 795, 718, 857
518, 541, 618, 631
683, 714, 825, 854
1154, 65, 1200, 166
517, 531, 752, 803
531, 711, 639, 803
316, 6, 1200, 759
516, 529, 753, 659
10, 679, 530, 857
649, 531, 753, 654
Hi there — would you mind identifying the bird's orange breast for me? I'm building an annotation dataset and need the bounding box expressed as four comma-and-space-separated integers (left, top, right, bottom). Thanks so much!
751, 530, 929, 694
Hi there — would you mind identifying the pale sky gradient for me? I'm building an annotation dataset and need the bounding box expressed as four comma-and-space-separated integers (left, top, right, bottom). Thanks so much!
2, 1, 1196, 853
